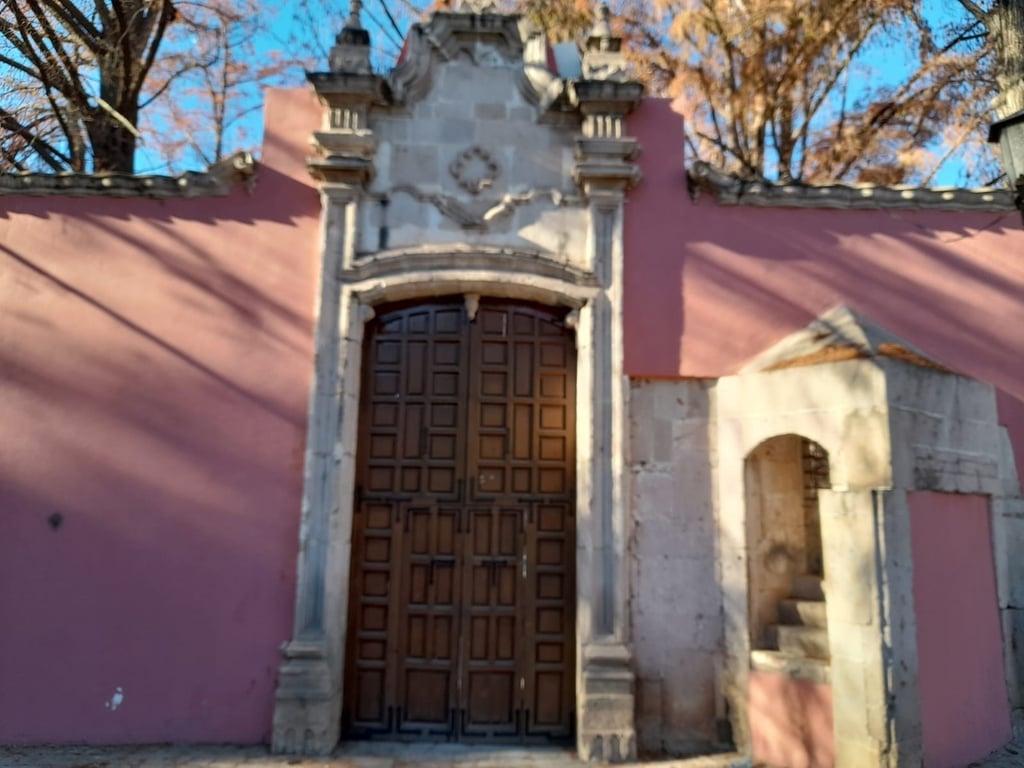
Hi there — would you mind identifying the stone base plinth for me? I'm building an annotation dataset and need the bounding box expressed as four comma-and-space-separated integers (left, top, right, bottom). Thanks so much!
271, 644, 340, 756
578, 642, 638, 762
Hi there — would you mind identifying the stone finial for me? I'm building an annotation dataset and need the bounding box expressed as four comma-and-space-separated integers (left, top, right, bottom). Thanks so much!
329, 0, 373, 74
582, 4, 628, 81
587, 4, 619, 51
345, 0, 364, 30
457, 0, 499, 12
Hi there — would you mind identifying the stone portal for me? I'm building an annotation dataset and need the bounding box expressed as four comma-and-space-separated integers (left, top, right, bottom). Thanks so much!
271, 3, 643, 760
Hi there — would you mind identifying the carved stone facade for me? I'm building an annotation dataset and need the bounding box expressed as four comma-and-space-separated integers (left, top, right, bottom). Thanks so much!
268, 5, 1024, 766
272, 5, 642, 760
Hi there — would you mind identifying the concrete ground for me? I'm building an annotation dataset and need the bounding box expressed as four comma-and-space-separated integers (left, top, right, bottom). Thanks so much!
1, 735, 1023, 768
0, 743, 749, 768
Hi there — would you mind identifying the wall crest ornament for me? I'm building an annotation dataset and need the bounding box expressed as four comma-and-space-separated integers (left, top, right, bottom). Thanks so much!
449, 145, 500, 195
457, 0, 498, 12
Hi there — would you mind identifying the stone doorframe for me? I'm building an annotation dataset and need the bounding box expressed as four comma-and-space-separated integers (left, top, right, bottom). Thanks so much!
271, 191, 638, 761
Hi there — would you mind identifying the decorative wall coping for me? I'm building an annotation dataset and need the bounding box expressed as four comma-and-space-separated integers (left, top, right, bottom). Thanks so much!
688, 159, 1016, 212
0, 151, 257, 199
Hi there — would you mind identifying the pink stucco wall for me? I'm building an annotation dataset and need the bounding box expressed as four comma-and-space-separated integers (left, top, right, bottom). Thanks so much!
0, 89, 322, 744
3, 83, 1022, 750
748, 672, 834, 768
625, 100, 1024, 478
909, 492, 1010, 766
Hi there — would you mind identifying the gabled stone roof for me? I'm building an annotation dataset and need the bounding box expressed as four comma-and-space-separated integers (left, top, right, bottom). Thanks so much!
741, 305, 955, 374
0, 151, 257, 199
688, 160, 1016, 212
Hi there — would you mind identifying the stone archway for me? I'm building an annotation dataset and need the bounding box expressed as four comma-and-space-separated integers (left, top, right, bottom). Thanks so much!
743, 434, 834, 767
271, 5, 644, 757
272, 255, 637, 759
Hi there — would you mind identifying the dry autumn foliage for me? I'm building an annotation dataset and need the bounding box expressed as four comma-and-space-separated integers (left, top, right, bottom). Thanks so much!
520, 0, 1009, 185
139, 0, 293, 170
0, 0, 1021, 184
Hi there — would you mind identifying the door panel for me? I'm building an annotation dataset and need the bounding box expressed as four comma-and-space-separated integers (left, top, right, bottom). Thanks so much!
460, 506, 522, 738
395, 505, 461, 737
344, 299, 575, 743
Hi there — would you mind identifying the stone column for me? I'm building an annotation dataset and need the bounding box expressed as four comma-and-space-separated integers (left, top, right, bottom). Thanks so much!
818, 488, 923, 767
272, 6, 384, 754
992, 429, 1024, 727
569, 10, 643, 760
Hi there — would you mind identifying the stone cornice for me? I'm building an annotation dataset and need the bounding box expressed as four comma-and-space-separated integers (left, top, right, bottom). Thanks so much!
688, 160, 1016, 213
347, 244, 598, 288
425, 11, 525, 55
0, 151, 257, 199
308, 155, 374, 186
306, 71, 390, 105
567, 80, 643, 115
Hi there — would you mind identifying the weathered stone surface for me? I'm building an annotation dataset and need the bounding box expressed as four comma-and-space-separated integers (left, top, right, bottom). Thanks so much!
629, 380, 722, 754
277, 5, 644, 757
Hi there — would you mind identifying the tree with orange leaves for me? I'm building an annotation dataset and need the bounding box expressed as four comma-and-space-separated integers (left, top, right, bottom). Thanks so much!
517, 0, 1002, 185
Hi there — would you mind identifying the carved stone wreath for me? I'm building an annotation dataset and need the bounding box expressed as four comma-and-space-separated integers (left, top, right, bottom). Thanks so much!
449, 146, 500, 195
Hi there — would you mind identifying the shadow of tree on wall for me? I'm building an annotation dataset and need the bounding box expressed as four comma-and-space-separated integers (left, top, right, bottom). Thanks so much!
1, 244, 301, 424
668, 202, 1024, 478
0, 165, 321, 744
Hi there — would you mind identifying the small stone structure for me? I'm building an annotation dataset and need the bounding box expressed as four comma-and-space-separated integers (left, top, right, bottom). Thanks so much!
628, 305, 1024, 766
715, 307, 1021, 765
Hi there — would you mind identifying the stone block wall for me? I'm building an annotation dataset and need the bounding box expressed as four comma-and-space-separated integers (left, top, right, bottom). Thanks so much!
364, 59, 588, 262
628, 379, 724, 756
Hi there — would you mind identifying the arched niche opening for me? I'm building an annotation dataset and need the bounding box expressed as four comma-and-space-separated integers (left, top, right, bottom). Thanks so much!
744, 434, 831, 664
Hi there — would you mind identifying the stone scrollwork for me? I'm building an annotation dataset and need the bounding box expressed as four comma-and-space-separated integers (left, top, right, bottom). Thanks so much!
449, 146, 500, 195
520, 31, 567, 111
389, 185, 579, 230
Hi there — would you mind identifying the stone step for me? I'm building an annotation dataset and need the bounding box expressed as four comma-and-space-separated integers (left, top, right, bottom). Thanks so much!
765, 625, 830, 660
790, 574, 825, 601
750, 650, 831, 684
778, 598, 828, 628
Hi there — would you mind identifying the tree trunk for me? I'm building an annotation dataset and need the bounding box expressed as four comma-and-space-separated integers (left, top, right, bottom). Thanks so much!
86, 108, 139, 174
991, 0, 1024, 116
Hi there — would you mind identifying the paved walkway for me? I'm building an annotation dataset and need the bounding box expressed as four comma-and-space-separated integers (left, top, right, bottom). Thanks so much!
0, 744, 749, 768
2, 735, 1023, 768
969, 732, 1024, 768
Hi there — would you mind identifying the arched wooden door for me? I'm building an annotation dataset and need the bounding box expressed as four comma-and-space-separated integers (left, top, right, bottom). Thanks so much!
344, 297, 577, 743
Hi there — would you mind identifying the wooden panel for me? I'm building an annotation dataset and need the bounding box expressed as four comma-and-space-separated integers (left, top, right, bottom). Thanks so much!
460, 507, 522, 738
466, 302, 576, 742
345, 299, 576, 743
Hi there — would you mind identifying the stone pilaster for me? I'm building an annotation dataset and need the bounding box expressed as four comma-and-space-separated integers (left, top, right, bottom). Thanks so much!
271, 5, 381, 755
271, 186, 362, 756
570, 8, 642, 761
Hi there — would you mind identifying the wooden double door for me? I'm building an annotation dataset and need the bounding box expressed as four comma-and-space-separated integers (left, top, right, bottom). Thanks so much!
344, 298, 577, 743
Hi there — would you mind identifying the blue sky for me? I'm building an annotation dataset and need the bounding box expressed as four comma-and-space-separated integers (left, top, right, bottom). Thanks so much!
134, 0, 998, 188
